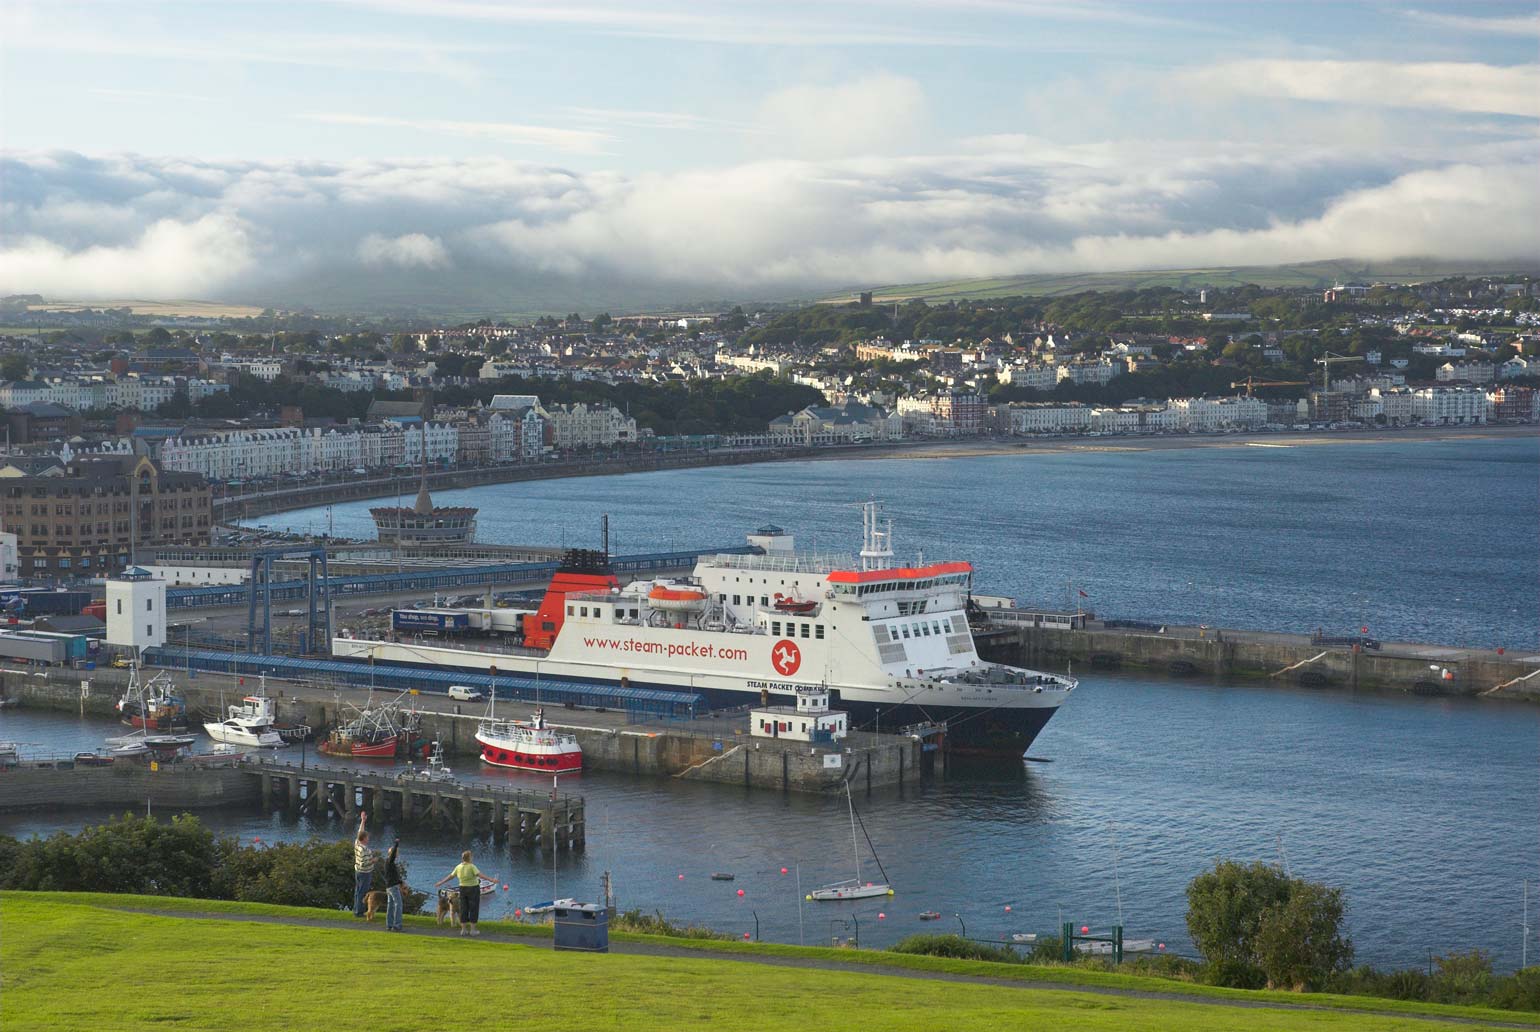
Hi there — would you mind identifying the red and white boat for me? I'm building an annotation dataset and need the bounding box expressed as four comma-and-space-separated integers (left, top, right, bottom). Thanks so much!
475, 707, 582, 772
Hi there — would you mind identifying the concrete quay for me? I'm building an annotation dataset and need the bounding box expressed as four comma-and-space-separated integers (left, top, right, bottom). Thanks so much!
0, 755, 260, 813
979, 619, 1540, 699
2, 667, 930, 795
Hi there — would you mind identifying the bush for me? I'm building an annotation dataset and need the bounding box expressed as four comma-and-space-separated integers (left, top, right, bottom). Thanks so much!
889, 934, 1021, 964
1430, 949, 1494, 1005
1186, 860, 1352, 990
1490, 967, 1540, 1013
1327, 964, 1430, 1002
1025, 935, 1063, 964
0, 814, 423, 915
610, 908, 730, 940
0, 814, 220, 898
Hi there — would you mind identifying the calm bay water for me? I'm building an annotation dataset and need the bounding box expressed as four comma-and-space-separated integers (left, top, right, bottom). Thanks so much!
3, 683, 1536, 969
4, 437, 1537, 968
271, 435, 1539, 648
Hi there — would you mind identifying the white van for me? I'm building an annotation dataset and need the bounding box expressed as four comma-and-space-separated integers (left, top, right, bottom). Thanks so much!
447, 685, 485, 702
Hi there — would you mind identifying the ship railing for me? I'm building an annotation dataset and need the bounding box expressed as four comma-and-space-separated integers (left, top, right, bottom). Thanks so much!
709, 552, 854, 575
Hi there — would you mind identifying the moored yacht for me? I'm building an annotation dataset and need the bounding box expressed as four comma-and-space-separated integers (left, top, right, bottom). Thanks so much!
203, 689, 287, 749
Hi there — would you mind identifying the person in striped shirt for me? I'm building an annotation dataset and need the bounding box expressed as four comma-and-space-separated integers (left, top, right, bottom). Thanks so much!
352, 812, 377, 918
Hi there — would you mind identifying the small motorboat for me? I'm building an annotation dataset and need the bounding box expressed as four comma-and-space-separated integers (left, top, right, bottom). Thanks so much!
205, 718, 285, 749
523, 897, 579, 915
1073, 937, 1157, 955
397, 741, 455, 784
918, 910, 942, 921
710, 873, 735, 882
204, 687, 287, 749
1011, 932, 1038, 944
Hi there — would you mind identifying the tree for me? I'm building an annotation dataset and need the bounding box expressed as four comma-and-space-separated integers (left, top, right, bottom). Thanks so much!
1186, 860, 1353, 990
0, 354, 30, 382
1253, 881, 1353, 990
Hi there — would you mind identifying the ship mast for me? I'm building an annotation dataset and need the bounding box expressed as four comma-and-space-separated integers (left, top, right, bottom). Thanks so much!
860, 501, 893, 572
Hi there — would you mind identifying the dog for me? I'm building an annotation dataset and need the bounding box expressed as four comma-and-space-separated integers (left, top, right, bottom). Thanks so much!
363, 890, 388, 922
435, 889, 461, 928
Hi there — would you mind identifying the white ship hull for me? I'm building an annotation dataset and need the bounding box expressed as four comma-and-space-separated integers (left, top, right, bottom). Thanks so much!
204, 720, 286, 748
336, 511, 1076, 757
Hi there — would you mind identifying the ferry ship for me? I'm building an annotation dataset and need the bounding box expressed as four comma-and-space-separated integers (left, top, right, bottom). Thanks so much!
334, 505, 1076, 757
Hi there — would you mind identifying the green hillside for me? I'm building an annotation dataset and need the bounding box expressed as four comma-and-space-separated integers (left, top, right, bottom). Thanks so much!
824, 259, 1540, 303
1, 893, 1529, 1031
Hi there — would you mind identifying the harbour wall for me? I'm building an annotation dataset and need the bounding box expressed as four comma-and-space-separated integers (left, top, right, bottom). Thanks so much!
217, 446, 848, 522
0, 761, 259, 813
980, 625, 1540, 699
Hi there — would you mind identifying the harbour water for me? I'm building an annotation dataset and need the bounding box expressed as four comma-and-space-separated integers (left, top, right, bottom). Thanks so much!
5, 437, 1536, 967
3, 677, 1536, 968
270, 436, 1538, 649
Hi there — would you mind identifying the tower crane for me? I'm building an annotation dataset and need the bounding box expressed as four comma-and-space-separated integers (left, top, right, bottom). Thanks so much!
1229, 377, 1308, 397
1314, 352, 1365, 396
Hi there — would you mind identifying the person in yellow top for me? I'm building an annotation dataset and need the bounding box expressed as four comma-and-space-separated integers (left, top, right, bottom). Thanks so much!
436, 850, 496, 936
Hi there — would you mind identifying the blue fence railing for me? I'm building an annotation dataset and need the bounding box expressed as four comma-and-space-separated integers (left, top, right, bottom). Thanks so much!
165, 547, 755, 609
142, 647, 704, 720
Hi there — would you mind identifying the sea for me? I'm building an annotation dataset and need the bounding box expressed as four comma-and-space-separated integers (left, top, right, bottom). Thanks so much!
3, 435, 1536, 968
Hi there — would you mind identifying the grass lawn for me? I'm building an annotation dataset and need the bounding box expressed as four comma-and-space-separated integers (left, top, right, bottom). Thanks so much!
0, 894, 1529, 1031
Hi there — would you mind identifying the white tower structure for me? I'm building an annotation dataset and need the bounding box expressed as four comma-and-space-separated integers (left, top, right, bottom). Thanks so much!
859, 501, 893, 571
106, 566, 166, 653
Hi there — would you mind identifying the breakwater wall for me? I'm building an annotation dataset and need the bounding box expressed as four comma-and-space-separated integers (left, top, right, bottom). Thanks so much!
980, 623, 1540, 699
217, 446, 849, 522
0, 760, 259, 813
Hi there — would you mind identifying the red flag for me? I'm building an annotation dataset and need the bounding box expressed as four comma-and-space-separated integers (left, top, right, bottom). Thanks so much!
1078, 589, 1088, 598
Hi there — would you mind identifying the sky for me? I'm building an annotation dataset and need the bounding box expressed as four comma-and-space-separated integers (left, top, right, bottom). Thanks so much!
1, 0, 1537, 309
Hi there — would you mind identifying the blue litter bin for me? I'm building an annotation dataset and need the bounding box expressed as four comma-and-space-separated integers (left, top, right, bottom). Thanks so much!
552, 903, 609, 953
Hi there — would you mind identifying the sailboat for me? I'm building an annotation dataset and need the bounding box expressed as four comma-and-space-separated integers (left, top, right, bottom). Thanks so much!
808, 781, 894, 901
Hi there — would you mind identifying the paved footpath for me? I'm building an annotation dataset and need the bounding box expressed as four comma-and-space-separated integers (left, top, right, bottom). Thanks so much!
111, 904, 1534, 1029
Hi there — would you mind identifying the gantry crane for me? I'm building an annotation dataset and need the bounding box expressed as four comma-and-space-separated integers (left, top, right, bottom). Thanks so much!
1230, 377, 1308, 397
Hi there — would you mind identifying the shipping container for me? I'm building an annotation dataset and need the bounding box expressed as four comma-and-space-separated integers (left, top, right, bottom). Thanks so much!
392, 609, 470, 633
10, 590, 94, 616
23, 630, 90, 661
0, 632, 70, 664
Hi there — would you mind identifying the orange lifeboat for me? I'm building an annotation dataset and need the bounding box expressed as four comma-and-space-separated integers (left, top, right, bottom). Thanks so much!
648, 583, 709, 612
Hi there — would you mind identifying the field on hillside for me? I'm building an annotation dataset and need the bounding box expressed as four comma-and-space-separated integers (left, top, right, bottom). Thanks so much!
25, 299, 270, 318
821, 259, 1540, 302
0, 894, 1527, 1031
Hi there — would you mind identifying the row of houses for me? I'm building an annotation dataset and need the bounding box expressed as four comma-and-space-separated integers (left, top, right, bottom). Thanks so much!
72, 397, 637, 482
0, 375, 229, 412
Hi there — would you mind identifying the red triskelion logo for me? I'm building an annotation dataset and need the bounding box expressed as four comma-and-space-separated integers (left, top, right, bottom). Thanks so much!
771, 639, 802, 677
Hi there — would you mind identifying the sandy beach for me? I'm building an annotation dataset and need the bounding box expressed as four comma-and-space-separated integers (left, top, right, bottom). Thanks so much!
811, 423, 1539, 463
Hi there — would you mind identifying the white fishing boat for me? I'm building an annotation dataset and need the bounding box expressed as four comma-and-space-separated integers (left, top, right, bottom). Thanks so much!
523, 897, 579, 915
398, 740, 456, 783
808, 781, 894, 902
203, 687, 287, 748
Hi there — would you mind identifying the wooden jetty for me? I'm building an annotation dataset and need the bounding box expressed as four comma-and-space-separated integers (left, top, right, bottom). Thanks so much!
247, 759, 584, 851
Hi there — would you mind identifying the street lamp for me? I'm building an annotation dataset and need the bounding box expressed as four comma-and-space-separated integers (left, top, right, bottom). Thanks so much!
954, 913, 967, 938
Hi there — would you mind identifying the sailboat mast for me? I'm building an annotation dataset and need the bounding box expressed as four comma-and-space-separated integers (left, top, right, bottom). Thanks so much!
847, 782, 861, 883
